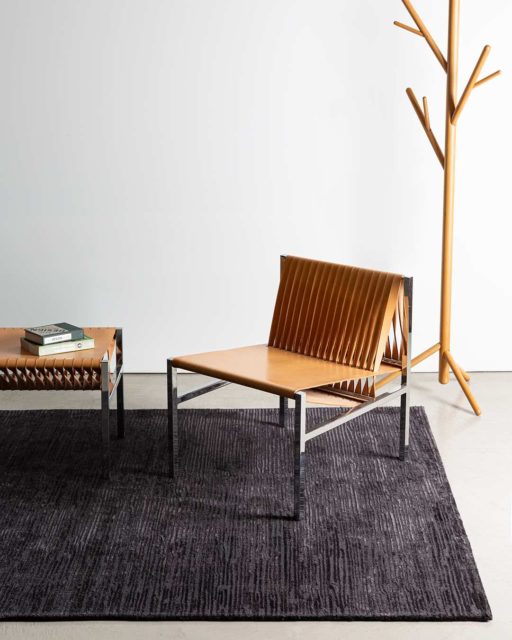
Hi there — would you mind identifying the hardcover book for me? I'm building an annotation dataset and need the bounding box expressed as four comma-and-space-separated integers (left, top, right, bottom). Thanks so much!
20, 336, 95, 357
24, 322, 84, 345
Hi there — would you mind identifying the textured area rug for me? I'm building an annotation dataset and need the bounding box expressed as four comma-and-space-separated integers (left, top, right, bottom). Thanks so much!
0, 407, 490, 621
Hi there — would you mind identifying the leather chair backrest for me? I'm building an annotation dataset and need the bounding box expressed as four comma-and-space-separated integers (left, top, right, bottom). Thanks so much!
268, 256, 403, 372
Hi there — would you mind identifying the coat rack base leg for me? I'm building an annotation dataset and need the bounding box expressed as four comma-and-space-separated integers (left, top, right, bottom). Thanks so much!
443, 350, 481, 415
415, 343, 481, 415
376, 342, 481, 416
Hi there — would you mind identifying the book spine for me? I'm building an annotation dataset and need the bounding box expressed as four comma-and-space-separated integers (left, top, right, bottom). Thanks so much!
21, 337, 95, 356
25, 329, 84, 345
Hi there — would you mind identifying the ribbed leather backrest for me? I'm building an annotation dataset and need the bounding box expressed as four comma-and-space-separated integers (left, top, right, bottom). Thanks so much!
268, 256, 403, 372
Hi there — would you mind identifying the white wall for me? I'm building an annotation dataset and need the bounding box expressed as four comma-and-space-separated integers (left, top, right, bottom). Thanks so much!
0, 0, 510, 372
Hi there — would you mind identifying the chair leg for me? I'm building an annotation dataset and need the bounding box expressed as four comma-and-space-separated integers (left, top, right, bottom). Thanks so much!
293, 392, 306, 520
399, 386, 410, 461
116, 374, 125, 439
101, 358, 111, 479
167, 361, 178, 478
400, 276, 412, 461
279, 396, 288, 427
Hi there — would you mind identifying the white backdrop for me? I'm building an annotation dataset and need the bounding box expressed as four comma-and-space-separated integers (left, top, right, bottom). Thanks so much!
0, 0, 510, 372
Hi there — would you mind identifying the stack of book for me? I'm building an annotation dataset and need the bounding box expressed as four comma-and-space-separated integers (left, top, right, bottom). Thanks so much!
20, 323, 95, 356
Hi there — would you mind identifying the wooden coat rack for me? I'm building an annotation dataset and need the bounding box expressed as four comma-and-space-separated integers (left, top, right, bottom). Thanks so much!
388, 0, 501, 415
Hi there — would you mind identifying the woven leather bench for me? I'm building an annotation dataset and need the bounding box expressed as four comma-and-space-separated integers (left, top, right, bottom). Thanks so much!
0, 327, 124, 477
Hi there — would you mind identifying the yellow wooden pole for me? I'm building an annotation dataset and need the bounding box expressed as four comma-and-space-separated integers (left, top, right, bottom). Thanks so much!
439, 0, 460, 384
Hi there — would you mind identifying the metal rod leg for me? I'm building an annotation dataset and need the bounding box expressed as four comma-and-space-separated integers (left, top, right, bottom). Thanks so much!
101, 357, 111, 479
115, 328, 125, 439
399, 387, 410, 461
400, 276, 412, 461
293, 392, 306, 520
116, 374, 125, 439
279, 396, 288, 428
167, 361, 178, 478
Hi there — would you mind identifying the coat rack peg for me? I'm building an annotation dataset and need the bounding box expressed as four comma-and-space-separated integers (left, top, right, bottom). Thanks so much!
452, 45, 491, 124
422, 96, 430, 129
401, 0, 447, 71
475, 69, 502, 88
394, 21, 423, 37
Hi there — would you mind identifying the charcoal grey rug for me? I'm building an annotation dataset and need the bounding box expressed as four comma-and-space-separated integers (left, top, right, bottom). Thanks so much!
0, 407, 490, 621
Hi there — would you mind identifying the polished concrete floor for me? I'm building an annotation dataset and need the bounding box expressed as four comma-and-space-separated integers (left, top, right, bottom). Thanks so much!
0, 372, 510, 640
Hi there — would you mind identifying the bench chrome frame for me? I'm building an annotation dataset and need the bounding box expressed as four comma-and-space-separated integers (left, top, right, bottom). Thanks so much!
100, 327, 125, 478
167, 278, 412, 520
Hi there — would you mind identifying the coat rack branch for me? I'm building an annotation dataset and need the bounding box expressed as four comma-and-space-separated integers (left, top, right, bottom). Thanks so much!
406, 88, 445, 167
398, 0, 448, 71
452, 45, 491, 124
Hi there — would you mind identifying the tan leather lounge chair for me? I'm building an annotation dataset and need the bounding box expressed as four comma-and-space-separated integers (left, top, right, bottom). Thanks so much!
168, 256, 413, 520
